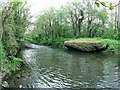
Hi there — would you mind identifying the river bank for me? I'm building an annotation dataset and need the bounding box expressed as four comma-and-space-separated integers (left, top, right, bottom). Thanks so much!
26, 37, 120, 54
0, 43, 41, 89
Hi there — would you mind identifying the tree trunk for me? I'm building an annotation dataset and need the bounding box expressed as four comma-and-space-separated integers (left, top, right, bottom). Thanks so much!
118, 1, 120, 39
118, 1, 120, 77
0, 8, 3, 42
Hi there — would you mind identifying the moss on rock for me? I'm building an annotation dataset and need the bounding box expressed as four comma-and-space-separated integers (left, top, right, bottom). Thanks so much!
64, 39, 108, 52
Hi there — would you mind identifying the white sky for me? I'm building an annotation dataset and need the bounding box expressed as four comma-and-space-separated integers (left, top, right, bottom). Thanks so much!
27, 0, 70, 18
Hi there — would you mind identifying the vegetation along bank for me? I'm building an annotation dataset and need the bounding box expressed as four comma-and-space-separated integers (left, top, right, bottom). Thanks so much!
0, 0, 30, 80
0, 0, 120, 86
25, 0, 119, 53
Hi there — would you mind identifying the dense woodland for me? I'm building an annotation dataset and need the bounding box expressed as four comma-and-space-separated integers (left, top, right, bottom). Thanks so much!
26, 0, 119, 51
0, 0, 30, 73
0, 0, 120, 73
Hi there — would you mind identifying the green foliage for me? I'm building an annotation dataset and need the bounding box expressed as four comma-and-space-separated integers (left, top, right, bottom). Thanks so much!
109, 2, 112, 6
101, 39, 119, 52
95, 2, 100, 7
109, 2, 114, 10
1, 0, 30, 73
0, 43, 6, 62
2, 0, 30, 46
95, 9, 108, 21
0, 42, 23, 73
25, 0, 119, 53
26, 0, 118, 45
109, 6, 114, 10
0, 43, 7, 72
68, 38, 119, 53
97, 38, 119, 52
95, 0, 115, 10
101, 2, 106, 6
10, 57, 23, 72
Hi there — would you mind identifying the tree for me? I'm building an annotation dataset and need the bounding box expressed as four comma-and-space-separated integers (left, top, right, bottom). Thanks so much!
118, 1, 120, 39
1, 1, 30, 56
95, 0, 120, 39
65, 1, 85, 36
1, 0, 30, 73
29, 0, 119, 47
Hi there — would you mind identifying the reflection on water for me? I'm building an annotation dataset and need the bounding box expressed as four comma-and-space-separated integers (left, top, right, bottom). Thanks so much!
6, 45, 119, 88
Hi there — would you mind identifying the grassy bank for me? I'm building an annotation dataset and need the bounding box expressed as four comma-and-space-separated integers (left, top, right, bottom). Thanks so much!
66, 38, 119, 53
26, 35, 119, 53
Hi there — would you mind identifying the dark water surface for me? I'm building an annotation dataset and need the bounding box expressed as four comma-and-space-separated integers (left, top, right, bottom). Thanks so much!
6, 44, 120, 88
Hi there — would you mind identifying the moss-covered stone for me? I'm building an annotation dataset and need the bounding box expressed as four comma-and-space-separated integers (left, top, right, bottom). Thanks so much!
64, 39, 108, 52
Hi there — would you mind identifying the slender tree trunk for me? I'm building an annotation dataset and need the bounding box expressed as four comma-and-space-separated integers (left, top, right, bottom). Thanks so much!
118, 1, 120, 39
0, 4, 3, 88
118, 1, 120, 80
70, 14, 76, 36
115, 5, 117, 34
0, 7, 3, 42
0, 20, 3, 42
78, 21, 81, 36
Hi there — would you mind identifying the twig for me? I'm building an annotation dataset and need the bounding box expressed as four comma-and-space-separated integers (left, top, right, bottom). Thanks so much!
96, 0, 120, 8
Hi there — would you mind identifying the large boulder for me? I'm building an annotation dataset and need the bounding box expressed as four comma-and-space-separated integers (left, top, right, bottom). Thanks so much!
64, 39, 108, 52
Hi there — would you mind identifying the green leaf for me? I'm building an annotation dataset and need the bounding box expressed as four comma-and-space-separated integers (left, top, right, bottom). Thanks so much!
101, 2, 106, 6
95, 2, 100, 7
109, 2, 113, 6
109, 6, 114, 10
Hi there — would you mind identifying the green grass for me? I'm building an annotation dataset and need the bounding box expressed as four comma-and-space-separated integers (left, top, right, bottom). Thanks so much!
25, 34, 119, 53
67, 38, 119, 53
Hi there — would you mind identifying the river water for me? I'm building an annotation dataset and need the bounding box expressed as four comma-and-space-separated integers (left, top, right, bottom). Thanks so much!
5, 44, 120, 89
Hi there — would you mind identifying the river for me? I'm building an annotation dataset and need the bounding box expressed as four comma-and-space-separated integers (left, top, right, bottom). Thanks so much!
5, 44, 120, 89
